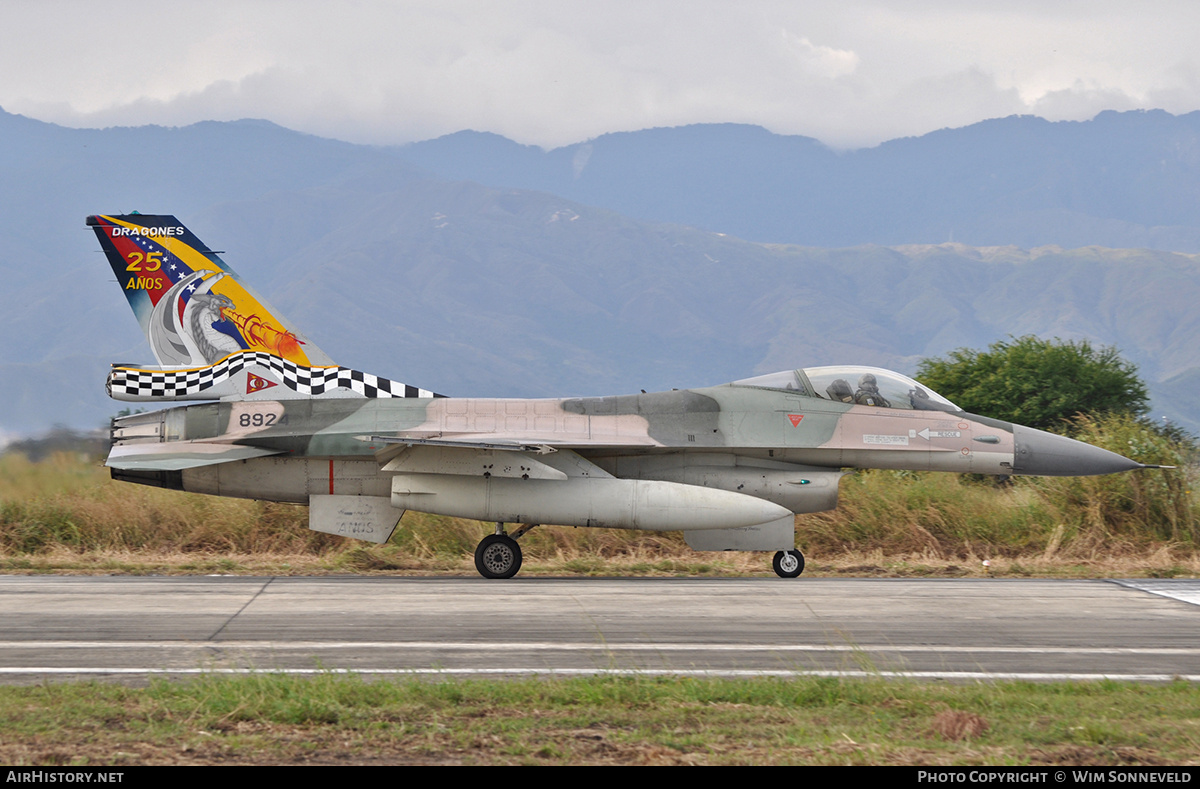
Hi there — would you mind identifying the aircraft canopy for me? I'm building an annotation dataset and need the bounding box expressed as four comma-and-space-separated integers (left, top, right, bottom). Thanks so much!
731, 365, 962, 412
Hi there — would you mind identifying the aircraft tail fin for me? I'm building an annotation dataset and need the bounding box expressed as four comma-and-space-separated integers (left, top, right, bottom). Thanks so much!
88, 214, 334, 368
89, 214, 440, 402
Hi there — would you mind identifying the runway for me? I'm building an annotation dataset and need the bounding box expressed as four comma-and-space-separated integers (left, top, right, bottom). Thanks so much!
0, 576, 1197, 683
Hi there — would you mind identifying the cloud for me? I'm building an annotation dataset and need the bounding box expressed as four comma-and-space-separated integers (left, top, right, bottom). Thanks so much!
1031, 82, 1141, 121
780, 32, 860, 79
3, 1, 1200, 150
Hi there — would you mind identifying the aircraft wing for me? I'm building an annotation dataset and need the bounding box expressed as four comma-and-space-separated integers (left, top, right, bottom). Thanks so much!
360, 434, 636, 482
359, 435, 561, 454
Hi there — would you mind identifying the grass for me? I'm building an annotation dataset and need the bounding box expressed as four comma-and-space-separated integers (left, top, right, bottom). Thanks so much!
2, 453, 1198, 766
0, 452, 1198, 577
0, 674, 1196, 765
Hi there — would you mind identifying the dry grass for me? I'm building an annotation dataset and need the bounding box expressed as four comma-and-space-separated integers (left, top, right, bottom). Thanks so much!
1, 451, 1198, 578
930, 709, 990, 741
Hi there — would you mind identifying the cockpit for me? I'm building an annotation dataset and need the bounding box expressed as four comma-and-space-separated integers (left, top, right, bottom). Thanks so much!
731, 366, 962, 413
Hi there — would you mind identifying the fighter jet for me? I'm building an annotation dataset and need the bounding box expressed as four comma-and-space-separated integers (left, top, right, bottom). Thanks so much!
90, 214, 1153, 578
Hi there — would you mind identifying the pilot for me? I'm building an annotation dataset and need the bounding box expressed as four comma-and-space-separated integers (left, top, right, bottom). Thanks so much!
854, 373, 891, 407
826, 379, 854, 403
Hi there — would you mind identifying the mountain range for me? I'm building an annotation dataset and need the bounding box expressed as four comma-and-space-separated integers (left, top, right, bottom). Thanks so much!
401, 110, 1200, 251
1, 107, 1199, 439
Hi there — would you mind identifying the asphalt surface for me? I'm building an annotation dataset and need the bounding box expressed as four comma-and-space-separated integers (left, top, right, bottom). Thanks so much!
0, 576, 1197, 682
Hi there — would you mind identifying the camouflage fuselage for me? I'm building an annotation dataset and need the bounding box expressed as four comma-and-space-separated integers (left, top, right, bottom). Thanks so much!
111, 382, 1018, 499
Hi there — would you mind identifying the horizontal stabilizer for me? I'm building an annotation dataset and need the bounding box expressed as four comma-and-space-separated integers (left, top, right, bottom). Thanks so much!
105, 442, 284, 471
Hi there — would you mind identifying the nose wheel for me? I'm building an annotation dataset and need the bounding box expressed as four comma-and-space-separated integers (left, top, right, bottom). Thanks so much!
772, 550, 805, 578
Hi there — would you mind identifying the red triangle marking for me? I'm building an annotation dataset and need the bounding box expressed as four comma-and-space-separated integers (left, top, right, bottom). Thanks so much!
246, 372, 278, 394
787, 414, 804, 427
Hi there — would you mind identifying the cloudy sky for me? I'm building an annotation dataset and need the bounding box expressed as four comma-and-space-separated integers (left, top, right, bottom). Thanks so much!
3, 1, 1199, 150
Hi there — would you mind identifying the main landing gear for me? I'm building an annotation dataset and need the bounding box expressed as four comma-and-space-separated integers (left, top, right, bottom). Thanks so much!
474, 523, 536, 579
473, 526, 803, 580
772, 550, 805, 578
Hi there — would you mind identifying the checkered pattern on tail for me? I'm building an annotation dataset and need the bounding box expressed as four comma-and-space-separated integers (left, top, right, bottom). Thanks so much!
107, 351, 440, 399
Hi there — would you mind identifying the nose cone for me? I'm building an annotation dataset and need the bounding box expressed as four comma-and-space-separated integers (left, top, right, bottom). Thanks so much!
1011, 424, 1144, 476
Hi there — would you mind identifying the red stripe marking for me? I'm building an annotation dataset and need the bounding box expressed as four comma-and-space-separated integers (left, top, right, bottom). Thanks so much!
328, 459, 334, 495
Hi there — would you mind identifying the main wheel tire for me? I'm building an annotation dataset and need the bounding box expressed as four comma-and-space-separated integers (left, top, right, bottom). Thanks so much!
772, 550, 805, 578
475, 534, 523, 579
